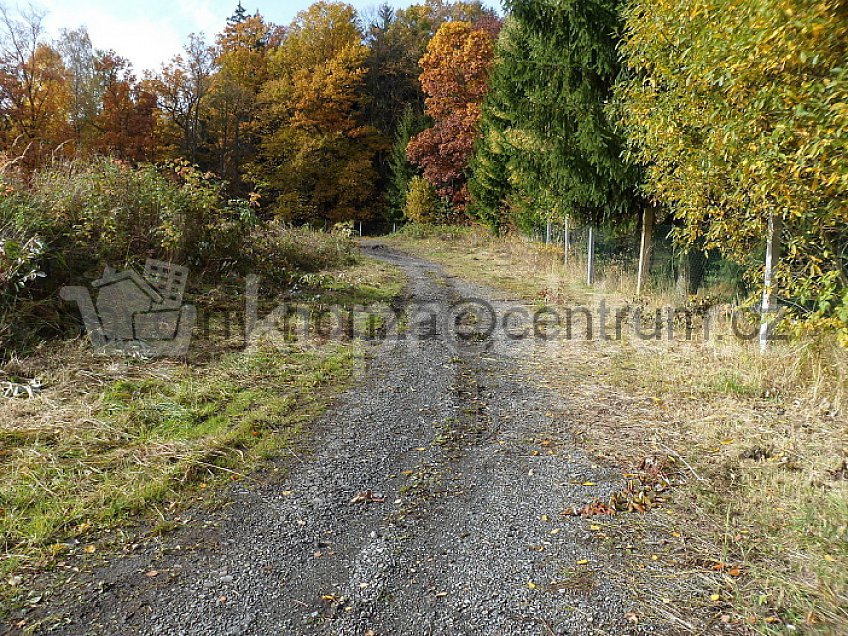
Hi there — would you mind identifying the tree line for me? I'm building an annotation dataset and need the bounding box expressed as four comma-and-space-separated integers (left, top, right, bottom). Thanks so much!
0, 0, 497, 219
0, 0, 845, 343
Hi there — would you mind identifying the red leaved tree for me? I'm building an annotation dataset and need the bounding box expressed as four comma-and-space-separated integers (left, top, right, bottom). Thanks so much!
406, 20, 498, 211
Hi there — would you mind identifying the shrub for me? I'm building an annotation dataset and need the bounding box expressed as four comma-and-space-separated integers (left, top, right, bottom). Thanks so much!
243, 221, 357, 285
403, 176, 442, 224
30, 158, 256, 271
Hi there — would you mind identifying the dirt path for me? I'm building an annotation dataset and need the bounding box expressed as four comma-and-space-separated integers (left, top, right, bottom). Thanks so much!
16, 245, 663, 636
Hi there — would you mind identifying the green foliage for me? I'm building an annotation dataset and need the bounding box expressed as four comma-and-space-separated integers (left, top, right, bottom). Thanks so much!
467, 18, 523, 233
385, 106, 427, 222
468, 1, 641, 233
27, 158, 254, 270
403, 175, 442, 223
615, 0, 848, 335
0, 158, 347, 356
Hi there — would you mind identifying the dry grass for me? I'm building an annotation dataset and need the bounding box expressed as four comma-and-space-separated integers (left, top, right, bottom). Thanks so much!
387, 225, 848, 634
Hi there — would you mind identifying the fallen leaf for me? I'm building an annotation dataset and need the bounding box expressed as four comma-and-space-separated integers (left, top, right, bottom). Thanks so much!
350, 490, 385, 504
144, 570, 159, 578
83, 545, 96, 554
710, 594, 720, 602
527, 581, 537, 589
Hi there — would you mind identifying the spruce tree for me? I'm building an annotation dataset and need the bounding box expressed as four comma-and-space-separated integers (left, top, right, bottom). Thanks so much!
385, 106, 427, 223
470, 0, 642, 231
468, 18, 525, 233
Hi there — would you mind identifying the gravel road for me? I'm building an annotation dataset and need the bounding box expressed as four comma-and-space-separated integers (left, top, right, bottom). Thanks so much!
16, 245, 664, 636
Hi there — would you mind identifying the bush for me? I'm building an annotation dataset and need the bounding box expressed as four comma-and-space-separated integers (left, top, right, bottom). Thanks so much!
29, 158, 256, 271
243, 221, 357, 286
403, 176, 442, 224
0, 157, 366, 357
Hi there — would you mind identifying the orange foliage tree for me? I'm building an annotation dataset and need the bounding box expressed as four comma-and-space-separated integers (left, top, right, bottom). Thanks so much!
0, 6, 72, 169
92, 54, 156, 162
250, 1, 384, 223
406, 20, 497, 211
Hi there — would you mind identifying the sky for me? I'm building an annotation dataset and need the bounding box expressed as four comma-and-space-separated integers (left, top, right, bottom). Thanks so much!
36, 0, 423, 74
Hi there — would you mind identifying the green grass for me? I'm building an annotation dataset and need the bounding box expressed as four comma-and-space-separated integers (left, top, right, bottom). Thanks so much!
0, 253, 406, 610
0, 344, 352, 565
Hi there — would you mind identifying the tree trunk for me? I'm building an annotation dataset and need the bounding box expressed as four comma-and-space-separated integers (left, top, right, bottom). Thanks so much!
759, 213, 783, 353
636, 205, 655, 296
546, 219, 552, 244
587, 225, 595, 286
563, 216, 570, 265
675, 249, 707, 297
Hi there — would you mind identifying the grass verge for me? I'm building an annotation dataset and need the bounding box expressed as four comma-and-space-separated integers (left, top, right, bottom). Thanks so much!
386, 225, 848, 634
0, 254, 405, 615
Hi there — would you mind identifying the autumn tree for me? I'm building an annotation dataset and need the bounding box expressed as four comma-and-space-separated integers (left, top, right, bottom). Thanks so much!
250, 1, 383, 223
57, 27, 100, 149
208, 7, 276, 188
363, 0, 497, 137
0, 5, 72, 168
92, 53, 156, 162
406, 20, 497, 211
149, 34, 216, 163
616, 0, 848, 336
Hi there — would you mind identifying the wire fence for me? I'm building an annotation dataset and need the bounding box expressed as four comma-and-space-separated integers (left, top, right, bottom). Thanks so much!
525, 219, 743, 303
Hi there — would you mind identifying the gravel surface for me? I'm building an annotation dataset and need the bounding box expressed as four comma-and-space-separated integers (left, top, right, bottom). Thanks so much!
13, 245, 664, 636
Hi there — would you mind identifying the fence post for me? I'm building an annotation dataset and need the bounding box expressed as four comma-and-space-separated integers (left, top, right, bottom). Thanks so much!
587, 225, 595, 286
546, 218, 552, 244
563, 215, 570, 265
636, 205, 655, 296
759, 213, 782, 353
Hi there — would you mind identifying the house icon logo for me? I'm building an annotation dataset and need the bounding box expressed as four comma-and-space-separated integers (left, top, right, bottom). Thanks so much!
61, 259, 196, 357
